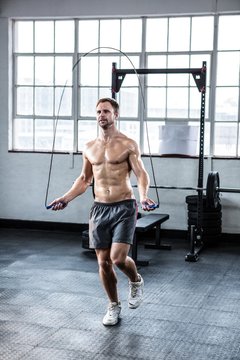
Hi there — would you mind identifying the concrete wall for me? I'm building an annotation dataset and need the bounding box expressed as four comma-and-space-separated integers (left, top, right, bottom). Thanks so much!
0, 0, 240, 233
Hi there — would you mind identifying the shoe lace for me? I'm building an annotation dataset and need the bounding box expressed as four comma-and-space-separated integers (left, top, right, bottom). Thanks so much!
108, 303, 118, 316
130, 283, 139, 298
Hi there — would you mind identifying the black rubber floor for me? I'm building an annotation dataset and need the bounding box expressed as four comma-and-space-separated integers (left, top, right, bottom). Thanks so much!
0, 227, 240, 360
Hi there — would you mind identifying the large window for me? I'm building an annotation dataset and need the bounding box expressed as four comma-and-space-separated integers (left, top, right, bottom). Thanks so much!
12, 15, 240, 157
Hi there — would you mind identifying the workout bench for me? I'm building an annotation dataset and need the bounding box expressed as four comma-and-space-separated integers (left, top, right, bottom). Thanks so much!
132, 213, 170, 266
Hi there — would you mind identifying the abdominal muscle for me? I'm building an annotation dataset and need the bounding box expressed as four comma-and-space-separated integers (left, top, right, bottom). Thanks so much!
93, 162, 134, 203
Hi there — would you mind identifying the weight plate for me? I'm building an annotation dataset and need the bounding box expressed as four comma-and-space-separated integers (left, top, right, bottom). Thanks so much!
187, 203, 222, 212
186, 195, 207, 205
206, 171, 221, 209
188, 219, 222, 227
188, 212, 222, 220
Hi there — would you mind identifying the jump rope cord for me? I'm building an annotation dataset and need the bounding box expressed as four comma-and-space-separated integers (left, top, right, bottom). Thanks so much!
45, 46, 159, 207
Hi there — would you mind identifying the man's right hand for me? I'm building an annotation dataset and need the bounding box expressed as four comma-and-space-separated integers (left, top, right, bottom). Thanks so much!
47, 198, 68, 210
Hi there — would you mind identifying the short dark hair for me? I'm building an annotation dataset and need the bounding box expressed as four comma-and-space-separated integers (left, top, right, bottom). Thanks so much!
96, 98, 119, 113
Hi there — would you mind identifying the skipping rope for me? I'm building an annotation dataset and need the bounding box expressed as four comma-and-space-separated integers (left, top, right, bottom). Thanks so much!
44, 46, 160, 209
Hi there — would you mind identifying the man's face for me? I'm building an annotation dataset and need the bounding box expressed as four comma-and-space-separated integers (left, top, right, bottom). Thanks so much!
96, 102, 118, 130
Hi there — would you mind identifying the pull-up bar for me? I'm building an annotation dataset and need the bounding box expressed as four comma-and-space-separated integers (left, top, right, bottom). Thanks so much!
111, 61, 206, 97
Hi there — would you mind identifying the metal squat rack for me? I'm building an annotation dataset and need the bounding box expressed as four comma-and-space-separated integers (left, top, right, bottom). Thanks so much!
111, 61, 207, 262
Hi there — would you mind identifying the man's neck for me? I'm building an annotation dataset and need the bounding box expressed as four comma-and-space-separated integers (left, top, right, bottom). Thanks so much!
99, 126, 119, 142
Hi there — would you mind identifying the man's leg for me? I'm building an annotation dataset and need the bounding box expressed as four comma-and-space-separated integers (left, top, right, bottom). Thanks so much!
110, 243, 139, 282
95, 248, 119, 303
110, 243, 144, 309
95, 248, 121, 326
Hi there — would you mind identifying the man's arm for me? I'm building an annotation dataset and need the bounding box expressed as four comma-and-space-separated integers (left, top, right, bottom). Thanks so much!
49, 152, 93, 210
128, 140, 157, 211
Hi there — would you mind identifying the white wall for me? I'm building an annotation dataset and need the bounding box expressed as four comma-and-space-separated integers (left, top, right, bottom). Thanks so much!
1, 0, 239, 18
0, 0, 240, 233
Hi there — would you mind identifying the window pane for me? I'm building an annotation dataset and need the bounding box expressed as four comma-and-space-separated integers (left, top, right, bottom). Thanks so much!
55, 57, 73, 85
120, 56, 139, 86
121, 19, 142, 52
168, 17, 190, 52
146, 18, 168, 52
119, 121, 140, 144
147, 88, 166, 118
35, 57, 54, 85
35, 119, 53, 151
99, 56, 119, 86
55, 87, 72, 116
16, 87, 33, 115
215, 87, 239, 121
35, 87, 53, 116
191, 16, 214, 51
15, 21, 33, 52
218, 15, 240, 51
119, 88, 138, 117
217, 52, 240, 86
80, 88, 98, 116
143, 121, 164, 154
189, 87, 201, 118
54, 120, 74, 151
99, 87, 113, 99
158, 123, 199, 156
35, 21, 54, 53
13, 118, 33, 150
167, 55, 190, 86
78, 120, 98, 151
79, 20, 99, 53
167, 88, 188, 118
214, 123, 238, 156
147, 55, 167, 86
55, 20, 74, 53
16, 56, 34, 85
35, 119, 73, 151
80, 56, 98, 86
100, 20, 120, 51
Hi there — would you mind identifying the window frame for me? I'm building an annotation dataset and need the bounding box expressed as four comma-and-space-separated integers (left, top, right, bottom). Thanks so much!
11, 14, 240, 157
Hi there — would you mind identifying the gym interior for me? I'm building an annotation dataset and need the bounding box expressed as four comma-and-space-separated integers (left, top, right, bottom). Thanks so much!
0, 1, 240, 359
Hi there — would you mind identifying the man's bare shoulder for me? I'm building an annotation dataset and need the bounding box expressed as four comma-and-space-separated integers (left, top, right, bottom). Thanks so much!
84, 138, 98, 150
118, 133, 139, 153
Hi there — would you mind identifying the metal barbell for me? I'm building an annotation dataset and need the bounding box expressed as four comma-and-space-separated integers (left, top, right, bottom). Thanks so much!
133, 171, 240, 209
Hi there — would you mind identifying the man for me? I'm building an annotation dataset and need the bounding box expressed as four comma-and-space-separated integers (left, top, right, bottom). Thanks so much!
49, 97, 156, 326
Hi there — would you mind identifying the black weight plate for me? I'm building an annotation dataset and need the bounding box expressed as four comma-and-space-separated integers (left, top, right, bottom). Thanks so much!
186, 195, 207, 205
206, 171, 221, 209
187, 203, 222, 212
203, 228, 222, 235
188, 212, 222, 220
188, 226, 222, 235
188, 219, 222, 227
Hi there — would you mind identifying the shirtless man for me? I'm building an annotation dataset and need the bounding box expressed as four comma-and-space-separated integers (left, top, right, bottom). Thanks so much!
49, 98, 156, 326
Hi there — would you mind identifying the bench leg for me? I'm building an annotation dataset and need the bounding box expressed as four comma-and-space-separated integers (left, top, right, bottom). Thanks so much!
132, 234, 149, 266
144, 224, 172, 250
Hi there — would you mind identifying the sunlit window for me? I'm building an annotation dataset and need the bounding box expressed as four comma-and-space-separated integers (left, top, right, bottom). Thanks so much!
214, 14, 240, 156
12, 15, 240, 157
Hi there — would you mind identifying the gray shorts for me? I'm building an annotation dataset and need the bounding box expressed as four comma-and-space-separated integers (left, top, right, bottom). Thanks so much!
89, 199, 138, 249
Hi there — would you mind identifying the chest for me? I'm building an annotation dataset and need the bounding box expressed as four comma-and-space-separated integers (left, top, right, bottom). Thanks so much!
87, 142, 130, 165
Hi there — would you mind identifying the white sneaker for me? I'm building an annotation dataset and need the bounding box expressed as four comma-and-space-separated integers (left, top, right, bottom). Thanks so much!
102, 302, 121, 326
128, 274, 144, 309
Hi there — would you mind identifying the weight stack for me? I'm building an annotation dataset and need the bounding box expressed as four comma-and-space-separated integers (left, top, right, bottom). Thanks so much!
186, 195, 222, 245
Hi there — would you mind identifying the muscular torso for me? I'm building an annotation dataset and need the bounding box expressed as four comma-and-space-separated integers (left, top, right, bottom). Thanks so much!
85, 134, 134, 203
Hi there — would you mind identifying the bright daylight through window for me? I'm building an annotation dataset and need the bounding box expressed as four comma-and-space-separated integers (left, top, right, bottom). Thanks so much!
12, 15, 240, 156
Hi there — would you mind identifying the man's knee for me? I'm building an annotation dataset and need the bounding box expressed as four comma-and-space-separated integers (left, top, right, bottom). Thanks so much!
97, 256, 113, 272
111, 254, 127, 270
